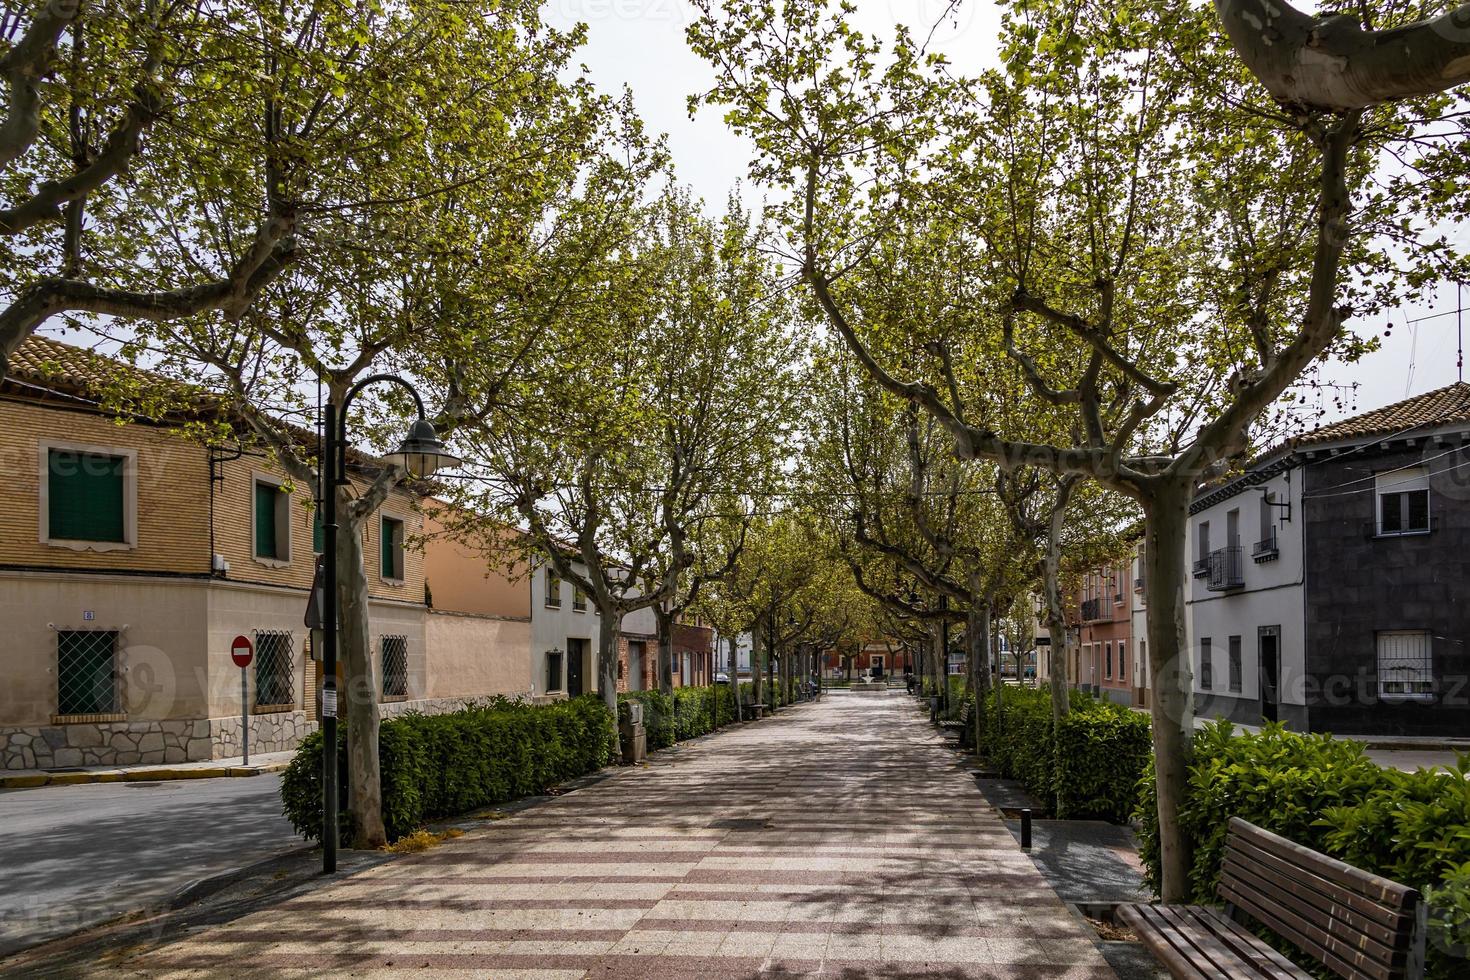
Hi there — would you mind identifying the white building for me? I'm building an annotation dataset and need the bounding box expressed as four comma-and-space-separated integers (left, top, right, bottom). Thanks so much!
1185, 462, 1306, 728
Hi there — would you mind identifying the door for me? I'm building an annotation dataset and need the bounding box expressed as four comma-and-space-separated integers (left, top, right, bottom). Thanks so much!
1259, 627, 1280, 723
567, 638, 586, 697
871, 655, 885, 678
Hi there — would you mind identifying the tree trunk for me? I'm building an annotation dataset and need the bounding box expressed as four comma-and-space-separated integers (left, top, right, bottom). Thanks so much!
728, 635, 739, 720
990, 604, 1003, 741
967, 590, 989, 752
1044, 478, 1077, 723
751, 623, 765, 708
597, 606, 619, 717
338, 506, 386, 849
655, 607, 675, 699
1143, 476, 1196, 904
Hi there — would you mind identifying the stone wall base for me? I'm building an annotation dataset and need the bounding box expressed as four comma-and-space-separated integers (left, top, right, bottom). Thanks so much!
0, 697, 504, 771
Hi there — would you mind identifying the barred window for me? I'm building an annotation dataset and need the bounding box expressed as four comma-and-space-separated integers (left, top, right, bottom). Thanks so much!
382, 635, 408, 699
546, 649, 564, 692
254, 631, 295, 707
1228, 635, 1242, 693
1378, 630, 1433, 701
1200, 637, 1213, 691
57, 630, 119, 716
544, 568, 561, 608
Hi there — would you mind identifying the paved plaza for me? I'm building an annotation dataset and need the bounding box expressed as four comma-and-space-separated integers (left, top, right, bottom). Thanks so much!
98, 693, 1113, 978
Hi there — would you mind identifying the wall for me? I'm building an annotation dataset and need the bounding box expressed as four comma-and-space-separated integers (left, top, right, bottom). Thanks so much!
1076, 560, 1132, 703
0, 398, 212, 575
1303, 439, 1470, 736
420, 502, 531, 619
424, 610, 531, 700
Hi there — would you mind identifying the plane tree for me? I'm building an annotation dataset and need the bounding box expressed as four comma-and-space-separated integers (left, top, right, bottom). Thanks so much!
688, 0, 1467, 898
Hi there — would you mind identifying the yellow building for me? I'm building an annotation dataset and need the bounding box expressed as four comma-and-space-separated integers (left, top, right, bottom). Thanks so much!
0, 337, 528, 771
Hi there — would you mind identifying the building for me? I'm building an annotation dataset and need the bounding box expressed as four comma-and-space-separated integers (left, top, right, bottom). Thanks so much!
0, 338, 442, 770
1075, 557, 1134, 705
1129, 540, 1150, 707
1186, 383, 1470, 736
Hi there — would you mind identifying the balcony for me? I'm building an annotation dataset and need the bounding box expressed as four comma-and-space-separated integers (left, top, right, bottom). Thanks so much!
1080, 597, 1103, 622
1192, 558, 1210, 579
1252, 529, 1279, 563
1206, 546, 1244, 592
1134, 576, 1145, 593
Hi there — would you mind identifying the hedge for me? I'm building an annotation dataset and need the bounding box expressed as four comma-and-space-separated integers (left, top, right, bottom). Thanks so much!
280, 695, 613, 843
977, 686, 1152, 823
1135, 721, 1470, 978
619, 684, 743, 750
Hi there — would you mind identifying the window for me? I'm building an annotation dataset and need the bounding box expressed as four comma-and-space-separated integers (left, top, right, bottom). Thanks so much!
1226, 508, 1240, 548
573, 586, 586, 612
381, 635, 408, 699
254, 631, 295, 708
1139, 640, 1147, 688
56, 630, 119, 716
1197, 521, 1210, 559
380, 515, 405, 581
43, 445, 133, 548
1228, 635, 1242, 693
1118, 641, 1126, 683
1376, 467, 1430, 535
544, 567, 562, 608
253, 478, 290, 562
1200, 637, 1213, 691
1377, 630, 1433, 701
546, 649, 564, 692
1105, 642, 1113, 679
312, 508, 324, 553
1259, 493, 1274, 542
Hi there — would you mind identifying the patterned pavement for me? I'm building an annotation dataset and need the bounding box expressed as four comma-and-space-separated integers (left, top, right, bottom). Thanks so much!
107, 692, 1114, 978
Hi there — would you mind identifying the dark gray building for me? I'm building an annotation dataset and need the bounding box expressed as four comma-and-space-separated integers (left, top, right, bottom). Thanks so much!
1188, 382, 1470, 737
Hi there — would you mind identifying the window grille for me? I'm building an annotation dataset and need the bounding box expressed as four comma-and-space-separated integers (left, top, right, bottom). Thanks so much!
1378, 630, 1433, 701
57, 630, 119, 715
382, 635, 408, 698
545, 568, 561, 607
254, 630, 295, 707
1228, 636, 1242, 693
546, 650, 564, 691
1200, 638, 1213, 691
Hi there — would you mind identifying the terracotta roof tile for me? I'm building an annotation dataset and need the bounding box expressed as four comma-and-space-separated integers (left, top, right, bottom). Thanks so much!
5, 334, 198, 402
1289, 382, 1470, 449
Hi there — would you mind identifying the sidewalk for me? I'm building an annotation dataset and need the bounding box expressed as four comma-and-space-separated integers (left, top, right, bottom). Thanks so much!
0, 750, 294, 790
44, 693, 1115, 978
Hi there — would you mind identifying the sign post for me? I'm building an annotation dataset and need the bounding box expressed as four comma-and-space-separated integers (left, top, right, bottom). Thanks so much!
231, 635, 254, 765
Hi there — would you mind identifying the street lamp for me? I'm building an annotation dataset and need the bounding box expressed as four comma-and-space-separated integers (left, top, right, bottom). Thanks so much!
317, 374, 459, 874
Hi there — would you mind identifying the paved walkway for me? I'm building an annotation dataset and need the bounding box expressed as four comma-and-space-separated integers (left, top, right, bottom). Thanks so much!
101, 693, 1113, 978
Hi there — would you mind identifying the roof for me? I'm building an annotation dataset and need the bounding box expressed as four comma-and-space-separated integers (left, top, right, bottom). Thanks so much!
1289, 381, 1470, 449
5, 334, 199, 405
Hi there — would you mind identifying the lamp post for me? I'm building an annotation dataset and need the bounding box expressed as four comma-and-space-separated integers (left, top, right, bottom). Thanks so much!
318, 374, 459, 874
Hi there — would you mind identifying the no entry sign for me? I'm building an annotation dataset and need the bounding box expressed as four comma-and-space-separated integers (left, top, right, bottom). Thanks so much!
231, 634, 254, 668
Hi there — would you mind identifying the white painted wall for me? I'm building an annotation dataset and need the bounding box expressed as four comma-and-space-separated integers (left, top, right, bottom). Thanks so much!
529, 556, 600, 699
1186, 466, 1307, 714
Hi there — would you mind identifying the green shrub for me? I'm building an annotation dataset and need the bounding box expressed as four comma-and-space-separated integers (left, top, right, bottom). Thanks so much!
280, 695, 613, 843
1135, 721, 1470, 979
978, 686, 1149, 823
619, 690, 674, 749
620, 685, 740, 748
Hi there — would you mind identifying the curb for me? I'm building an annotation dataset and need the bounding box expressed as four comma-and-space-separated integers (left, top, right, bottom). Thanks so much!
0, 760, 290, 791
169, 844, 318, 910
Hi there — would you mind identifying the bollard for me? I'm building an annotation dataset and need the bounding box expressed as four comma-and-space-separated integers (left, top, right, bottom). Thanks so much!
1020, 808, 1032, 849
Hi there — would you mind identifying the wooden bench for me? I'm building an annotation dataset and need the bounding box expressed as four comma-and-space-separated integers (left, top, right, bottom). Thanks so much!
936, 700, 974, 749
1118, 817, 1427, 980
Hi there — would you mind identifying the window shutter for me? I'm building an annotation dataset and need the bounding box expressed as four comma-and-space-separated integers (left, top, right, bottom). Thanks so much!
49, 451, 125, 542
255, 483, 278, 558
312, 510, 324, 553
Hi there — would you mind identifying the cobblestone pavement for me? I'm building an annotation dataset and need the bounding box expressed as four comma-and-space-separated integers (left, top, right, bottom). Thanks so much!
105, 692, 1114, 979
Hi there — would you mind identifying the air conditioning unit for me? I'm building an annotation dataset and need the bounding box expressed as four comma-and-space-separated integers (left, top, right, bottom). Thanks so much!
212, 553, 230, 575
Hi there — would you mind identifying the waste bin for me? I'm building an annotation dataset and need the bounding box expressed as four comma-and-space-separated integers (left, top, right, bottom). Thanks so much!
619, 700, 647, 765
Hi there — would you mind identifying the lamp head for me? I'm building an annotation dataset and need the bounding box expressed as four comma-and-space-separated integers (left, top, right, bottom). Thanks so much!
384, 418, 461, 479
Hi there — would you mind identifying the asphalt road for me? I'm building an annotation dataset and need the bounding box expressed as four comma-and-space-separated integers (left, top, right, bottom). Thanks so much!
0, 774, 299, 957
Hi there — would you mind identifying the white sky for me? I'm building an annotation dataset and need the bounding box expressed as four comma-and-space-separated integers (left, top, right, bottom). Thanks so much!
543, 0, 1469, 426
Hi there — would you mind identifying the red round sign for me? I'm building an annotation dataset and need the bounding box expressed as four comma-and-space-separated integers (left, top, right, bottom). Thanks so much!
231, 634, 254, 668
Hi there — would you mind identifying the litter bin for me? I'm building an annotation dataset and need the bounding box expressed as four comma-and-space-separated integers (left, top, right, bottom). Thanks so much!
619, 700, 647, 765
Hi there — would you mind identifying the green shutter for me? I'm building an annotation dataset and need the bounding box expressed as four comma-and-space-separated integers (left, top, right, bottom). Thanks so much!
49, 451, 125, 542
312, 510, 323, 553
255, 483, 279, 558
381, 517, 401, 578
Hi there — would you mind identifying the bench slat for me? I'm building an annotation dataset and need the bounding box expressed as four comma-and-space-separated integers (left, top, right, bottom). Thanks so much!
1194, 907, 1306, 980
1118, 904, 1214, 979
1218, 879, 1402, 980
1120, 902, 1312, 979
1155, 904, 1265, 975
1226, 819, 1417, 911
1223, 846, 1411, 947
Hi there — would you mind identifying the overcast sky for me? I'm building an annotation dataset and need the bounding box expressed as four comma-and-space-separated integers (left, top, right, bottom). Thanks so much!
544, 0, 1468, 427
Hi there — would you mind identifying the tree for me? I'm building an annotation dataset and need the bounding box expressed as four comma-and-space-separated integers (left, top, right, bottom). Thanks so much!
81, 0, 608, 847
688, 0, 1467, 899
457, 188, 802, 719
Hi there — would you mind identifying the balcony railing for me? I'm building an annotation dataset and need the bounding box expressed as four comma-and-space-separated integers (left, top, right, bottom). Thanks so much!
1192, 558, 1210, 579
1080, 597, 1103, 622
1134, 576, 1145, 593
1251, 529, 1279, 563
1206, 546, 1245, 592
